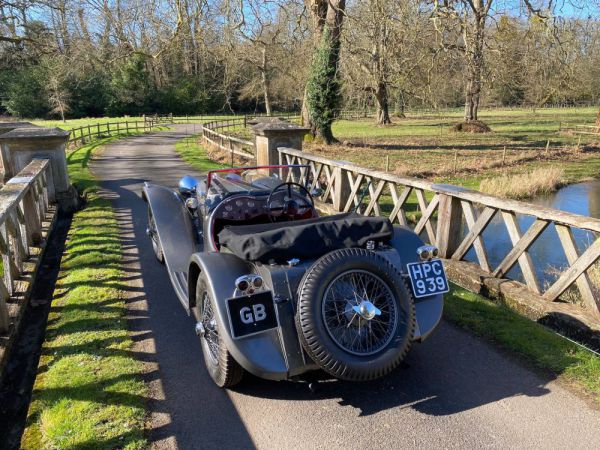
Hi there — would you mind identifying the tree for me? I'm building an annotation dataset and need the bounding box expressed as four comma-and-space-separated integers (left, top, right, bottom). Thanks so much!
343, 0, 428, 124
431, 0, 492, 122
303, 0, 346, 143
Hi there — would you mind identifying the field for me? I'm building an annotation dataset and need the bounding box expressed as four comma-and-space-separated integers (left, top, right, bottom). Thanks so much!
305, 107, 600, 193
29, 107, 600, 197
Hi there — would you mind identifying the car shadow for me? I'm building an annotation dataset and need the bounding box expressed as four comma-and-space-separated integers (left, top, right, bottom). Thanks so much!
233, 321, 551, 417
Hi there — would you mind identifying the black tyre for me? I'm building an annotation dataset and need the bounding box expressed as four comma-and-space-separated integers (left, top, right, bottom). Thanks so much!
193, 274, 243, 388
296, 248, 415, 381
147, 209, 164, 264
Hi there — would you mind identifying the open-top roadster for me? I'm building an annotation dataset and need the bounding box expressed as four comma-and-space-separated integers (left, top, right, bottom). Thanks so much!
143, 165, 447, 387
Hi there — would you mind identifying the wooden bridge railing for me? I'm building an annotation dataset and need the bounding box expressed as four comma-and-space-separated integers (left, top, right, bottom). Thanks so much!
197, 113, 302, 162
0, 159, 53, 333
278, 147, 600, 320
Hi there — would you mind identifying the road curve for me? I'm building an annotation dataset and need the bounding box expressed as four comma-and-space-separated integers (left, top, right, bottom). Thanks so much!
92, 125, 600, 450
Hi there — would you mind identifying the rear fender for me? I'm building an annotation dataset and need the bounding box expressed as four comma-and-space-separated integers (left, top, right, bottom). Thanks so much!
389, 225, 444, 342
188, 252, 292, 380
143, 182, 198, 310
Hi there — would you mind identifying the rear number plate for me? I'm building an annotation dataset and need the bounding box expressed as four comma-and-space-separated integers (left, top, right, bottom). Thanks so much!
226, 291, 278, 339
406, 259, 449, 298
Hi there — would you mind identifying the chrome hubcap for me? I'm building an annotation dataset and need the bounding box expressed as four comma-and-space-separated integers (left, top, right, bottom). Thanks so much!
352, 300, 381, 320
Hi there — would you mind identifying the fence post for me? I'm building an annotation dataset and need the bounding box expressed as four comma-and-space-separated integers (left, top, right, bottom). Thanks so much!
332, 165, 352, 212
436, 193, 462, 257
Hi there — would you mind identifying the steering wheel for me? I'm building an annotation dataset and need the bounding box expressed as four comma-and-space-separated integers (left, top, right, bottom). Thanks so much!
266, 182, 314, 222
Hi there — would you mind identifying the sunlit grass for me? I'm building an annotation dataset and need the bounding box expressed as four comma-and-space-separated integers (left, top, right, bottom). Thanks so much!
175, 135, 225, 172
22, 133, 149, 449
479, 167, 565, 199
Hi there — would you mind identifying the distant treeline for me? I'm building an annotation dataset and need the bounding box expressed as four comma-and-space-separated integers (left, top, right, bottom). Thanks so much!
1, 1, 598, 120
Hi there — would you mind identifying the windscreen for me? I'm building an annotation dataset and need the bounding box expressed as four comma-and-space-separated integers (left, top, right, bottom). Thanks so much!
207, 165, 311, 193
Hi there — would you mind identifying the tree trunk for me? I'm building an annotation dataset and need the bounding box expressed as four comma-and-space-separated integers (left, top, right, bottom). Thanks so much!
596, 105, 600, 127
375, 82, 392, 125
303, 0, 346, 142
261, 47, 272, 116
463, 4, 485, 123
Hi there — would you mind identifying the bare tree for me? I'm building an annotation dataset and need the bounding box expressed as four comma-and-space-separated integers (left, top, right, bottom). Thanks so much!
343, 0, 429, 124
431, 0, 493, 122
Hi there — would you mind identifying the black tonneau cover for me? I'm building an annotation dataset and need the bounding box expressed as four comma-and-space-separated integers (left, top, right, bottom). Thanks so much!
218, 212, 393, 262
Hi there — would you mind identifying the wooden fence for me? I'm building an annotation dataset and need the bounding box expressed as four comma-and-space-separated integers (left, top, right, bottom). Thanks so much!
559, 123, 600, 136
67, 119, 163, 145
0, 159, 53, 333
196, 113, 301, 162
278, 147, 600, 321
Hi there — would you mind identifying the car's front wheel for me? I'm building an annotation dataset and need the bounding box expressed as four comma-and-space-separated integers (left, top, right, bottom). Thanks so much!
147, 208, 164, 264
193, 273, 243, 388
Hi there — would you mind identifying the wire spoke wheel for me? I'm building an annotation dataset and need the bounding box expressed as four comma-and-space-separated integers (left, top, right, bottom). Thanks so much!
201, 291, 220, 366
322, 270, 399, 356
147, 209, 164, 263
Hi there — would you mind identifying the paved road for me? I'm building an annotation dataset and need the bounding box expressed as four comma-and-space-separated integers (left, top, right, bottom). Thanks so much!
92, 125, 600, 449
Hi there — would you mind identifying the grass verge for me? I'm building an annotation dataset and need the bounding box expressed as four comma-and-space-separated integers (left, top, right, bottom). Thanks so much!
175, 135, 225, 171
22, 133, 148, 449
445, 284, 600, 404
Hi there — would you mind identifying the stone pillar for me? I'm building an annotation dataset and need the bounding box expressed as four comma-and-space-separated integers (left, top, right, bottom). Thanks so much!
251, 121, 310, 167
0, 125, 79, 212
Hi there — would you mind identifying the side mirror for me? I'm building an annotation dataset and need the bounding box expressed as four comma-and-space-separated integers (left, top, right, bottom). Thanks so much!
178, 175, 198, 197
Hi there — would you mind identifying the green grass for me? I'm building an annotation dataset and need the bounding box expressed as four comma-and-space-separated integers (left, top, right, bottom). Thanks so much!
175, 135, 225, 171
22, 133, 149, 449
446, 284, 600, 402
303, 107, 600, 201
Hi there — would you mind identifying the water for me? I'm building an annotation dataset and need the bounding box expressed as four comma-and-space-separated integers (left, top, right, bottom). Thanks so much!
458, 181, 600, 288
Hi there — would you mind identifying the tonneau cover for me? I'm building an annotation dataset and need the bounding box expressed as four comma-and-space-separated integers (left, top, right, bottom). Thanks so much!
218, 212, 393, 262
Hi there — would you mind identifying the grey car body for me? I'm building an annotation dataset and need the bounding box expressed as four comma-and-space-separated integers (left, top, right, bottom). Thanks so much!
142, 166, 444, 382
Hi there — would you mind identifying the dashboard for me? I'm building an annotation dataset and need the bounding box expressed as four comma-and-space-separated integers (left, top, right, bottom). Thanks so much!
214, 195, 268, 221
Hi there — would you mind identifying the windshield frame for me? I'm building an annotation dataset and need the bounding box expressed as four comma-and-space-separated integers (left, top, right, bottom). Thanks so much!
206, 164, 310, 190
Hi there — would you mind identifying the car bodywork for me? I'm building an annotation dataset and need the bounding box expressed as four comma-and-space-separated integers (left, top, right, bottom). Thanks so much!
143, 166, 444, 381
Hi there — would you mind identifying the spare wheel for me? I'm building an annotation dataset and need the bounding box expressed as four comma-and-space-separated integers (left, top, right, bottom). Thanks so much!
296, 248, 415, 381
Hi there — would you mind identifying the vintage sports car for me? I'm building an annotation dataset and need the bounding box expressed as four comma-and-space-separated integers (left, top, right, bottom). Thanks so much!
143, 165, 447, 388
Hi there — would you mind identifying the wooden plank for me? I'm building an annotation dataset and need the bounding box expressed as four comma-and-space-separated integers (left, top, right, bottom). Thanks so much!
452, 206, 497, 261
555, 225, 600, 314
414, 194, 440, 243
544, 238, 600, 315
493, 215, 549, 293
364, 179, 385, 216
414, 190, 438, 243
0, 224, 16, 295
343, 172, 364, 213
460, 200, 491, 272
322, 165, 336, 204
436, 194, 463, 258
388, 184, 412, 226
